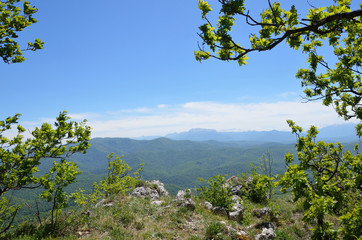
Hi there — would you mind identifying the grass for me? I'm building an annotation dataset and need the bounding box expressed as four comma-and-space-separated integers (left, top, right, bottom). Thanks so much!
4, 193, 319, 240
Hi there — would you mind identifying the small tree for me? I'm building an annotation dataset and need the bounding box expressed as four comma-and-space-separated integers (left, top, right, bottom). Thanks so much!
0, 111, 91, 233
90, 153, 143, 201
38, 159, 82, 228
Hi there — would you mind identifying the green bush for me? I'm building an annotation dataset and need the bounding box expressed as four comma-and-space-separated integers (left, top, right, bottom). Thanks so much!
239, 164, 274, 203
198, 175, 233, 216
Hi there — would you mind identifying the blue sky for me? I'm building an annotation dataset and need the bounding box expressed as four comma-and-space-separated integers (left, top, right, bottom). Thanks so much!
1, 0, 359, 138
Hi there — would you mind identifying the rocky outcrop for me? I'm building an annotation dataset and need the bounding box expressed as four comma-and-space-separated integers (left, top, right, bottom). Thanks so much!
131, 180, 169, 200
175, 189, 195, 211
175, 189, 191, 200
255, 222, 275, 230
200, 201, 213, 210
219, 221, 250, 239
147, 180, 169, 197
131, 187, 160, 200
229, 195, 244, 221
177, 198, 196, 211
255, 222, 276, 240
212, 206, 228, 217
255, 227, 276, 240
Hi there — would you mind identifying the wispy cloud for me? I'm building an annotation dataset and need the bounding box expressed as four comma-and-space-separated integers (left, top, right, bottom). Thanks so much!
276, 91, 299, 98
16, 100, 358, 138
80, 101, 357, 138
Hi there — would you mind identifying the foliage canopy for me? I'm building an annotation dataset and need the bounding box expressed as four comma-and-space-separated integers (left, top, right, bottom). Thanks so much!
196, 0, 362, 128
0, 0, 43, 63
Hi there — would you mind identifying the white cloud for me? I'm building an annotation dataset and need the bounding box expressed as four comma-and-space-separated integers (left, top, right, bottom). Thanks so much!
80, 101, 357, 138
276, 91, 299, 98
13, 101, 358, 138
68, 113, 100, 120
157, 104, 168, 108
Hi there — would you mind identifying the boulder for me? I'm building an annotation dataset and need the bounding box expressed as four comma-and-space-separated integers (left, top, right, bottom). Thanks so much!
230, 185, 242, 195
220, 221, 250, 239
255, 222, 276, 240
255, 222, 275, 230
253, 207, 271, 218
229, 195, 244, 221
200, 201, 213, 210
255, 228, 276, 240
176, 198, 196, 211
232, 195, 242, 205
147, 180, 169, 197
175, 189, 195, 211
229, 209, 243, 222
131, 187, 160, 200
212, 206, 228, 217
175, 189, 191, 200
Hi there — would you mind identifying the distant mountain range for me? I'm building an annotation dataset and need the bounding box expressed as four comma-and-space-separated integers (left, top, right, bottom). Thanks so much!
68, 137, 297, 194
136, 123, 360, 143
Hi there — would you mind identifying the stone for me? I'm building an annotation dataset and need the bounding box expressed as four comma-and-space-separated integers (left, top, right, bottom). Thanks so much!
232, 195, 242, 205
131, 187, 160, 200
176, 189, 191, 200
174, 189, 195, 211
220, 221, 250, 239
177, 198, 196, 211
255, 222, 275, 230
229, 195, 244, 221
230, 185, 243, 195
255, 228, 276, 240
147, 180, 169, 197
200, 201, 213, 210
212, 206, 228, 217
253, 207, 271, 218
229, 209, 243, 221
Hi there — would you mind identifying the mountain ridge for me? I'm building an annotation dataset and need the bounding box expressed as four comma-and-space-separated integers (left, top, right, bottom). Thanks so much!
131, 123, 359, 143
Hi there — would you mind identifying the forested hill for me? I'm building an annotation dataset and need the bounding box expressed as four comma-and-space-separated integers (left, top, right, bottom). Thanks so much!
68, 137, 358, 194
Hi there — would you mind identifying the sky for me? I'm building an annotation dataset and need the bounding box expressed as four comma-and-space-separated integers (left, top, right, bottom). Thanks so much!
1, 0, 360, 138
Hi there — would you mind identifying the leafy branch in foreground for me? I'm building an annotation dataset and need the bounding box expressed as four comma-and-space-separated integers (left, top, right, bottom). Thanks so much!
279, 120, 362, 239
0, 0, 44, 63
196, 0, 362, 127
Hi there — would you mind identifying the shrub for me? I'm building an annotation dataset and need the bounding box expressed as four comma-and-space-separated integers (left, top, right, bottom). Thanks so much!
239, 164, 274, 203
198, 175, 233, 216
